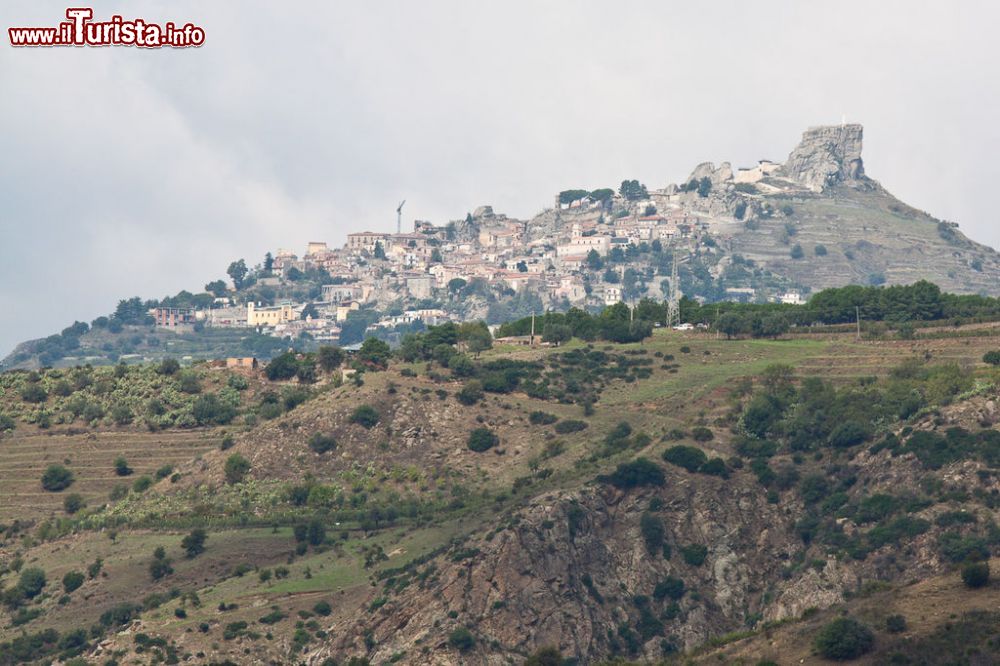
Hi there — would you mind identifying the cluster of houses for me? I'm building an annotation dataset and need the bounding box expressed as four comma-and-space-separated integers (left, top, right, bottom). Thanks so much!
147, 185, 803, 343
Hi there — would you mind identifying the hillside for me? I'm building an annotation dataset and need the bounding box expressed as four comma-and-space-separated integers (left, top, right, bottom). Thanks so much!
1, 319, 999, 665
5, 124, 1000, 373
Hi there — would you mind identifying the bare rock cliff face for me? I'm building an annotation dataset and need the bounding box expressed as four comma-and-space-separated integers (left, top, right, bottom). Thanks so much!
780, 123, 867, 192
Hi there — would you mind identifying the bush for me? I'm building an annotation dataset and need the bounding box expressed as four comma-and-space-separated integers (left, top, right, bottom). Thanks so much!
21, 384, 48, 403
690, 426, 714, 442
554, 419, 588, 434
813, 617, 874, 660
983, 350, 1000, 366
41, 464, 74, 491
181, 528, 208, 558
149, 546, 173, 581
525, 647, 565, 666
885, 614, 907, 633
456, 380, 484, 406
961, 561, 990, 589
192, 393, 237, 425
529, 411, 558, 426
132, 475, 153, 493
62, 571, 85, 594
448, 627, 475, 652
653, 577, 685, 601
639, 512, 664, 555
313, 600, 332, 616
18, 567, 47, 598
177, 371, 202, 394
349, 405, 380, 429
157, 359, 181, 375
663, 445, 708, 472
680, 544, 708, 566
599, 458, 665, 489
265, 352, 299, 381
114, 456, 133, 476
224, 454, 251, 484
828, 421, 868, 448
467, 427, 499, 453
63, 493, 85, 515
308, 433, 337, 454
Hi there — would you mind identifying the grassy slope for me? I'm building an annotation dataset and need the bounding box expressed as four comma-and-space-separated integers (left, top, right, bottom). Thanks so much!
1, 328, 999, 663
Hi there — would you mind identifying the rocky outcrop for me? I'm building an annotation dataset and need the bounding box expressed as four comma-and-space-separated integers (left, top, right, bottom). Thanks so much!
780, 123, 867, 192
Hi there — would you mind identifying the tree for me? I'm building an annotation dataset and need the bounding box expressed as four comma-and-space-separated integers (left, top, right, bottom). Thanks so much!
759, 313, 789, 339
227, 259, 249, 289
350, 405, 380, 429
62, 571, 85, 594
114, 456, 133, 476
619, 179, 648, 201
813, 617, 874, 660
448, 627, 475, 652
464, 326, 493, 358
716, 312, 746, 339
63, 493, 85, 515
41, 464, 74, 491
961, 561, 990, 588
663, 445, 708, 472
181, 528, 208, 558
790, 244, 804, 259
17, 568, 47, 599
525, 647, 564, 666
456, 380, 484, 406
598, 458, 665, 489
300, 303, 319, 320
205, 280, 228, 297
697, 176, 712, 198
265, 351, 299, 381
149, 546, 173, 581
264, 251, 274, 273
603, 268, 620, 283
318, 346, 345, 372
542, 323, 572, 345
467, 427, 499, 452
358, 337, 391, 368
430, 248, 443, 263
447, 278, 467, 295
157, 358, 181, 375
983, 350, 1000, 366
814, 244, 828, 256
586, 249, 603, 270
373, 241, 386, 260
224, 454, 250, 484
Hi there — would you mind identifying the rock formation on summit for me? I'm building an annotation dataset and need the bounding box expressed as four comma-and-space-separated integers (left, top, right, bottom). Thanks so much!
779, 123, 867, 192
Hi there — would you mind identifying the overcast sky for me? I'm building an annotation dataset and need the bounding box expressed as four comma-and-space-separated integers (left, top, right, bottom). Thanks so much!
2, 1, 999, 357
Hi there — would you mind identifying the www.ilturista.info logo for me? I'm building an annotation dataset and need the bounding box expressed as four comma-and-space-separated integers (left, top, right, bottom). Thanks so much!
9, 8, 205, 48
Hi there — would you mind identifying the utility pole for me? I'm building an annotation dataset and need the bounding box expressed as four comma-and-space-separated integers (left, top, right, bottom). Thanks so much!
856, 306, 861, 340
530, 311, 535, 346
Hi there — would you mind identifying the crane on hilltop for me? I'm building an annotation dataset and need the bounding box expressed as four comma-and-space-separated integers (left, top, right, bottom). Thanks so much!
396, 200, 406, 234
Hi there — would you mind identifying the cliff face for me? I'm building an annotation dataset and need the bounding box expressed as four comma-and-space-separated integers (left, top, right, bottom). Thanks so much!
779, 123, 867, 192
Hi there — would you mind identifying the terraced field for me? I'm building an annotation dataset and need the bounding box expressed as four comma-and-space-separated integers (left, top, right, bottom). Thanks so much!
0, 430, 219, 522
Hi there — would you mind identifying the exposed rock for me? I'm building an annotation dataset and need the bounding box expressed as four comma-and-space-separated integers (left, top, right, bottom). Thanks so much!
780, 123, 867, 192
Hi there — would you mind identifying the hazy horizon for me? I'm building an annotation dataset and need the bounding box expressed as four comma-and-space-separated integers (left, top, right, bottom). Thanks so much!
3, 0, 1000, 357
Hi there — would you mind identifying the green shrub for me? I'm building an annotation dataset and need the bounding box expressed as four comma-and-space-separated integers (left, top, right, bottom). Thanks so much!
308, 433, 337, 454
680, 544, 708, 566
813, 617, 874, 660
639, 512, 664, 555
41, 464, 74, 491
350, 405, 380, 429
192, 393, 237, 425
653, 577, 685, 601
313, 600, 332, 616
21, 384, 48, 403
114, 456, 133, 476
467, 427, 499, 453
961, 561, 990, 589
529, 411, 558, 426
157, 359, 181, 375
224, 454, 251, 484
828, 421, 868, 448
885, 614, 907, 633
149, 546, 173, 581
154, 464, 173, 480
663, 445, 708, 472
132, 475, 153, 493
177, 371, 202, 394
599, 458, 665, 489
982, 350, 1000, 366
62, 571, 85, 594
690, 426, 714, 442
448, 627, 475, 652
456, 380, 484, 406
699, 458, 729, 477
18, 568, 47, 598
63, 493, 85, 514
181, 528, 208, 558
554, 419, 588, 434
